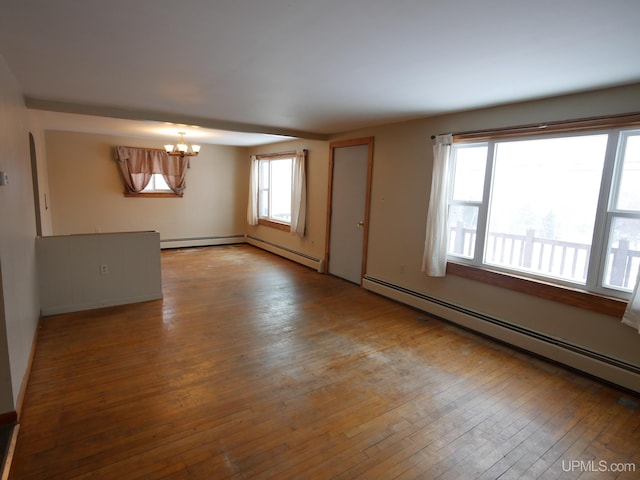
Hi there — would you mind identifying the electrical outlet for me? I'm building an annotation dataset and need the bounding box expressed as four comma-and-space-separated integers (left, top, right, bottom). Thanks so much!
0, 171, 8, 186
100, 264, 109, 275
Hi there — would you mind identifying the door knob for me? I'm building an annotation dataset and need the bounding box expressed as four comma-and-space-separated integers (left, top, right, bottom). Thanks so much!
357, 221, 365, 228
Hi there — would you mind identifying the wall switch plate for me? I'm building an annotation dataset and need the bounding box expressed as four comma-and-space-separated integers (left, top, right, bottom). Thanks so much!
0, 171, 8, 186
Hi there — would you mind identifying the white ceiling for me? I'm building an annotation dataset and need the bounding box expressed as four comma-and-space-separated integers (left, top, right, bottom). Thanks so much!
2, 0, 640, 146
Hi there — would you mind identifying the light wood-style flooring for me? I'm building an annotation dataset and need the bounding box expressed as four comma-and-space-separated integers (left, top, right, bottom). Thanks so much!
9, 245, 640, 479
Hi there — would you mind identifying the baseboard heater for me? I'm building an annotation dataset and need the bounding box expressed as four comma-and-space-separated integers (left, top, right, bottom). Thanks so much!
246, 236, 324, 272
362, 275, 640, 393
161, 235, 246, 249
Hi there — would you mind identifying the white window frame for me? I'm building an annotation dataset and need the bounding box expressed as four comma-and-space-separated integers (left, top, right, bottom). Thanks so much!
598, 130, 640, 293
447, 127, 640, 301
257, 156, 294, 226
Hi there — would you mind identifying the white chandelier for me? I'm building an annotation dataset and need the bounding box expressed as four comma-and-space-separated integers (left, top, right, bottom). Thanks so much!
164, 132, 200, 157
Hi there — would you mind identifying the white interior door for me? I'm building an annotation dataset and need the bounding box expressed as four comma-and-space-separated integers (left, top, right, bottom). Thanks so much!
328, 143, 370, 284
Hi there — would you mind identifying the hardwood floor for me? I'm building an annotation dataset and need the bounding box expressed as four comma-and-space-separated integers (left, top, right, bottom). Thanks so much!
9, 245, 640, 479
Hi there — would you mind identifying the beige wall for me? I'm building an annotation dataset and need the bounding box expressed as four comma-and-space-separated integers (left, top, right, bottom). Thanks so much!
45, 131, 249, 245
330, 83, 640, 382
0, 56, 40, 414
247, 139, 330, 263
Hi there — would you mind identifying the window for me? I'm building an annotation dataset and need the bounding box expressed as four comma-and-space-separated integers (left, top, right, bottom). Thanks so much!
603, 131, 640, 291
142, 174, 172, 193
116, 146, 187, 197
247, 149, 307, 236
258, 157, 293, 225
448, 127, 640, 298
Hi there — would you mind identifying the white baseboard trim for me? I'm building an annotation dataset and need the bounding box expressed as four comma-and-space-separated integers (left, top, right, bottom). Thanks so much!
363, 275, 640, 393
161, 235, 246, 249
246, 236, 324, 272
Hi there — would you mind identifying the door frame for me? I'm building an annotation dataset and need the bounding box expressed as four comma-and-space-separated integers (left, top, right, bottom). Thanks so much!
29, 133, 43, 237
324, 137, 374, 284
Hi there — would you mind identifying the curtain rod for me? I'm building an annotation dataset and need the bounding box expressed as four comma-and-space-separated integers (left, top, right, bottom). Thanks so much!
429, 123, 547, 140
254, 149, 307, 159
430, 111, 640, 140
120, 146, 166, 151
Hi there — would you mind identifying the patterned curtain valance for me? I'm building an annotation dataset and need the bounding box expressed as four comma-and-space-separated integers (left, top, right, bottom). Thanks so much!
115, 146, 189, 194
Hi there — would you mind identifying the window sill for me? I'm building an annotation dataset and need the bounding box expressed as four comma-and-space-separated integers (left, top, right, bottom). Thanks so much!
446, 262, 627, 318
258, 218, 291, 232
124, 192, 183, 198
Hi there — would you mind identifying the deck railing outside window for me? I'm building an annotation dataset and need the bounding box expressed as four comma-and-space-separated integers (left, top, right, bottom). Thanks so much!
449, 223, 640, 289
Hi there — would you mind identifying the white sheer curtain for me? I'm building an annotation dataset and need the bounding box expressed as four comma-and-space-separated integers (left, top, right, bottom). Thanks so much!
421, 134, 453, 277
246, 155, 259, 226
290, 149, 307, 237
622, 269, 640, 333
